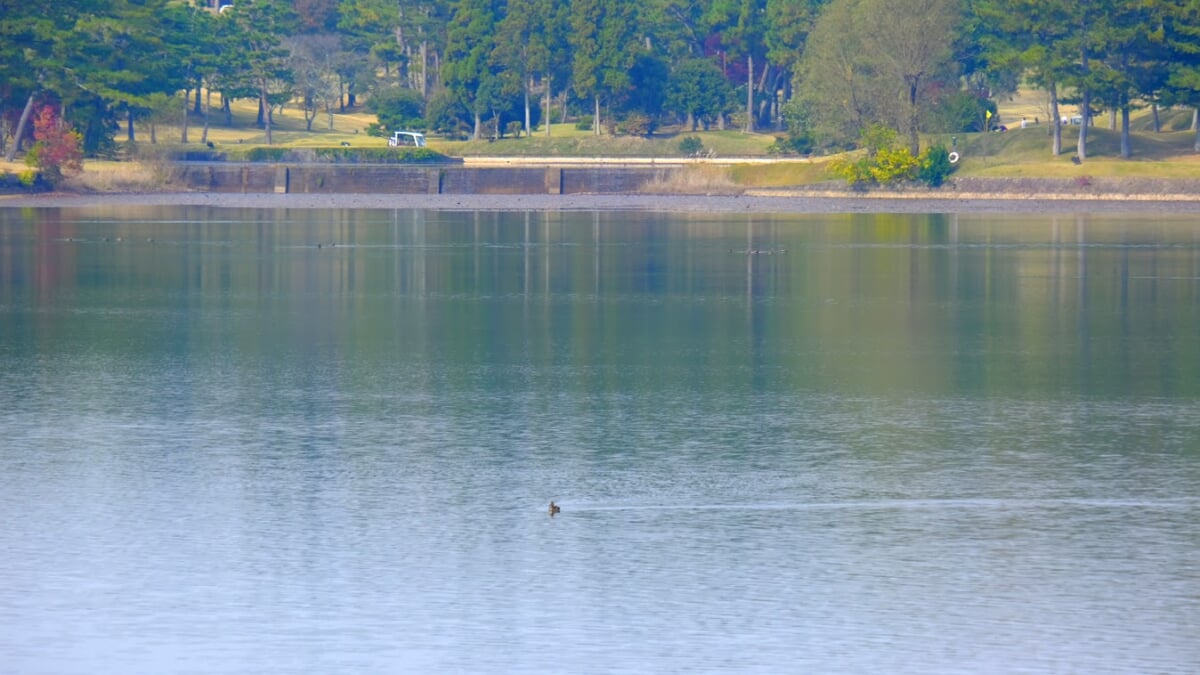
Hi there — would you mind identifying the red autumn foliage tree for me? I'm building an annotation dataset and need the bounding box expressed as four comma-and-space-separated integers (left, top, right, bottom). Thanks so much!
26, 105, 84, 183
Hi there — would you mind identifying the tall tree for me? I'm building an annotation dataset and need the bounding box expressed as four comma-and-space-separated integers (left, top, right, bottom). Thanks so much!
642, 0, 710, 60
968, 0, 1075, 156
764, 0, 826, 119
665, 57, 733, 129
1060, 0, 1109, 161
798, 0, 881, 146
493, 0, 569, 137
1097, 0, 1170, 158
1161, 0, 1200, 151
1, 0, 96, 158
569, 0, 640, 135
222, 0, 297, 145
705, 0, 768, 131
160, 2, 218, 144
288, 34, 343, 131
863, 0, 960, 154
800, 0, 960, 152
444, 0, 502, 139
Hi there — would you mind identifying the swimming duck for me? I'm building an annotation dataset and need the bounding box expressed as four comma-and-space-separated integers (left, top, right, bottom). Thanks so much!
548, 501, 561, 516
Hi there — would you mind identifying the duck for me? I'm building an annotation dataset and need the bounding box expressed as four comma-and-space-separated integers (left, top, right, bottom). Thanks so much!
548, 501, 561, 516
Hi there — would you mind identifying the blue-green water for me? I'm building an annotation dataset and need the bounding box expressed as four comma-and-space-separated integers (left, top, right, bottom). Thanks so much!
1, 206, 1198, 673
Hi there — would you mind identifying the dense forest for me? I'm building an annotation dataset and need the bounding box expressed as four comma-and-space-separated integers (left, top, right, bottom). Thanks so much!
4, 0, 1200, 162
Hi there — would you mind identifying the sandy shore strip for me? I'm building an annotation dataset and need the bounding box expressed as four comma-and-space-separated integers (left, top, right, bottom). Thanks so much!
4, 190, 1200, 213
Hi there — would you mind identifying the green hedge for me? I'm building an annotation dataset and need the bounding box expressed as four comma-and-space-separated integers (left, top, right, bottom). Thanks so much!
156, 146, 452, 164
233, 146, 450, 163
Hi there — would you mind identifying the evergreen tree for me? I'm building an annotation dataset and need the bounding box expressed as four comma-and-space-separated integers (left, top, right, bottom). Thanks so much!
665, 57, 733, 129
1161, 0, 1200, 150
968, 0, 1074, 155
444, 0, 502, 139
221, 0, 298, 145
569, 0, 640, 135
494, 0, 569, 136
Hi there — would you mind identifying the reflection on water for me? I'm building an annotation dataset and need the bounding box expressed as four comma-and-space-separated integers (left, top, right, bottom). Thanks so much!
1, 207, 1198, 673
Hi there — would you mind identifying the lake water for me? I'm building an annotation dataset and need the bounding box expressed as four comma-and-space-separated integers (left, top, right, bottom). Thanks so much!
1, 205, 1198, 674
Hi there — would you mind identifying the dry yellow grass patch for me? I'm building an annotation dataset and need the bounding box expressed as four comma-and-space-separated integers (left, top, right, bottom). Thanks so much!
63, 160, 172, 192
641, 164, 742, 195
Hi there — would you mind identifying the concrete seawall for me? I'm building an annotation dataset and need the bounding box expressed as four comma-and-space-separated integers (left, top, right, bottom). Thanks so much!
172, 163, 680, 195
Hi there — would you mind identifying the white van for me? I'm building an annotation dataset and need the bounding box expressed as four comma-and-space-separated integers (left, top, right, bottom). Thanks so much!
388, 131, 427, 147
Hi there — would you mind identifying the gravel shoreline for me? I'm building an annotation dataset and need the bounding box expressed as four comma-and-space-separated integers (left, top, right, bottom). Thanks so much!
4, 189, 1200, 214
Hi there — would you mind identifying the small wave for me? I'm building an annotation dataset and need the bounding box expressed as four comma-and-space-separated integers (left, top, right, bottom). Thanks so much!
558, 497, 1200, 513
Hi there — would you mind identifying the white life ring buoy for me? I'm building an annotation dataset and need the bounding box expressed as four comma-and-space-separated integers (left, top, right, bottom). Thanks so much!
948, 151, 960, 164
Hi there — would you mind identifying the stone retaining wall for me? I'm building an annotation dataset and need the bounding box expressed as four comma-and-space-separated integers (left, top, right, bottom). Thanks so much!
171, 164, 679, 195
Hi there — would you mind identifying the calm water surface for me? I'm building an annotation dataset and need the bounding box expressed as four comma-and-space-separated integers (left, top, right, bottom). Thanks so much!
1, 206, 1198, 673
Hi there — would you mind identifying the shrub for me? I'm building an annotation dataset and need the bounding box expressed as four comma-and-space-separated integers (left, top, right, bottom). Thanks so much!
767, 134, 813, 156
369, 86, 425, 133
678, 136, 704, 156
618, 113, 655, 137
918, 144, 954, 187
0, 169, 49, 192
868, 146, 920, 184
25, 105, 83, 185
425, 89, 471, 138
828, 156, 875, 188
575, 116, 593, 131
830, 125, 955, 188
244, 147, 289, 162
832, 141, 957, 189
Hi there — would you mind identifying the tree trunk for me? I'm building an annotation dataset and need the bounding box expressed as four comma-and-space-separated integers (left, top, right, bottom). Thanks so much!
420, 41, 428, 99
745, 53, 754, 133
150, 122, 157, 145
260, 84, 272, 145
1193, 108, 1199, 152
544, 78, 552, 138
907, 79, 921, 156
194, 80, 203, 115
473, 112, 481, 141
1050, 83, 1061, 156
201, 88, 211, 144
1120, 104, 1130, 158
524, 75, 532, 137
594, 96, 601, 136
756, 64, 771, 127
182, 89, 190, 143
223, 95, 233, 126
4, 92, 36, 162
1076, 47, 1089, 162
1076, 88, 1089, 162
128, 111, 136, 142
